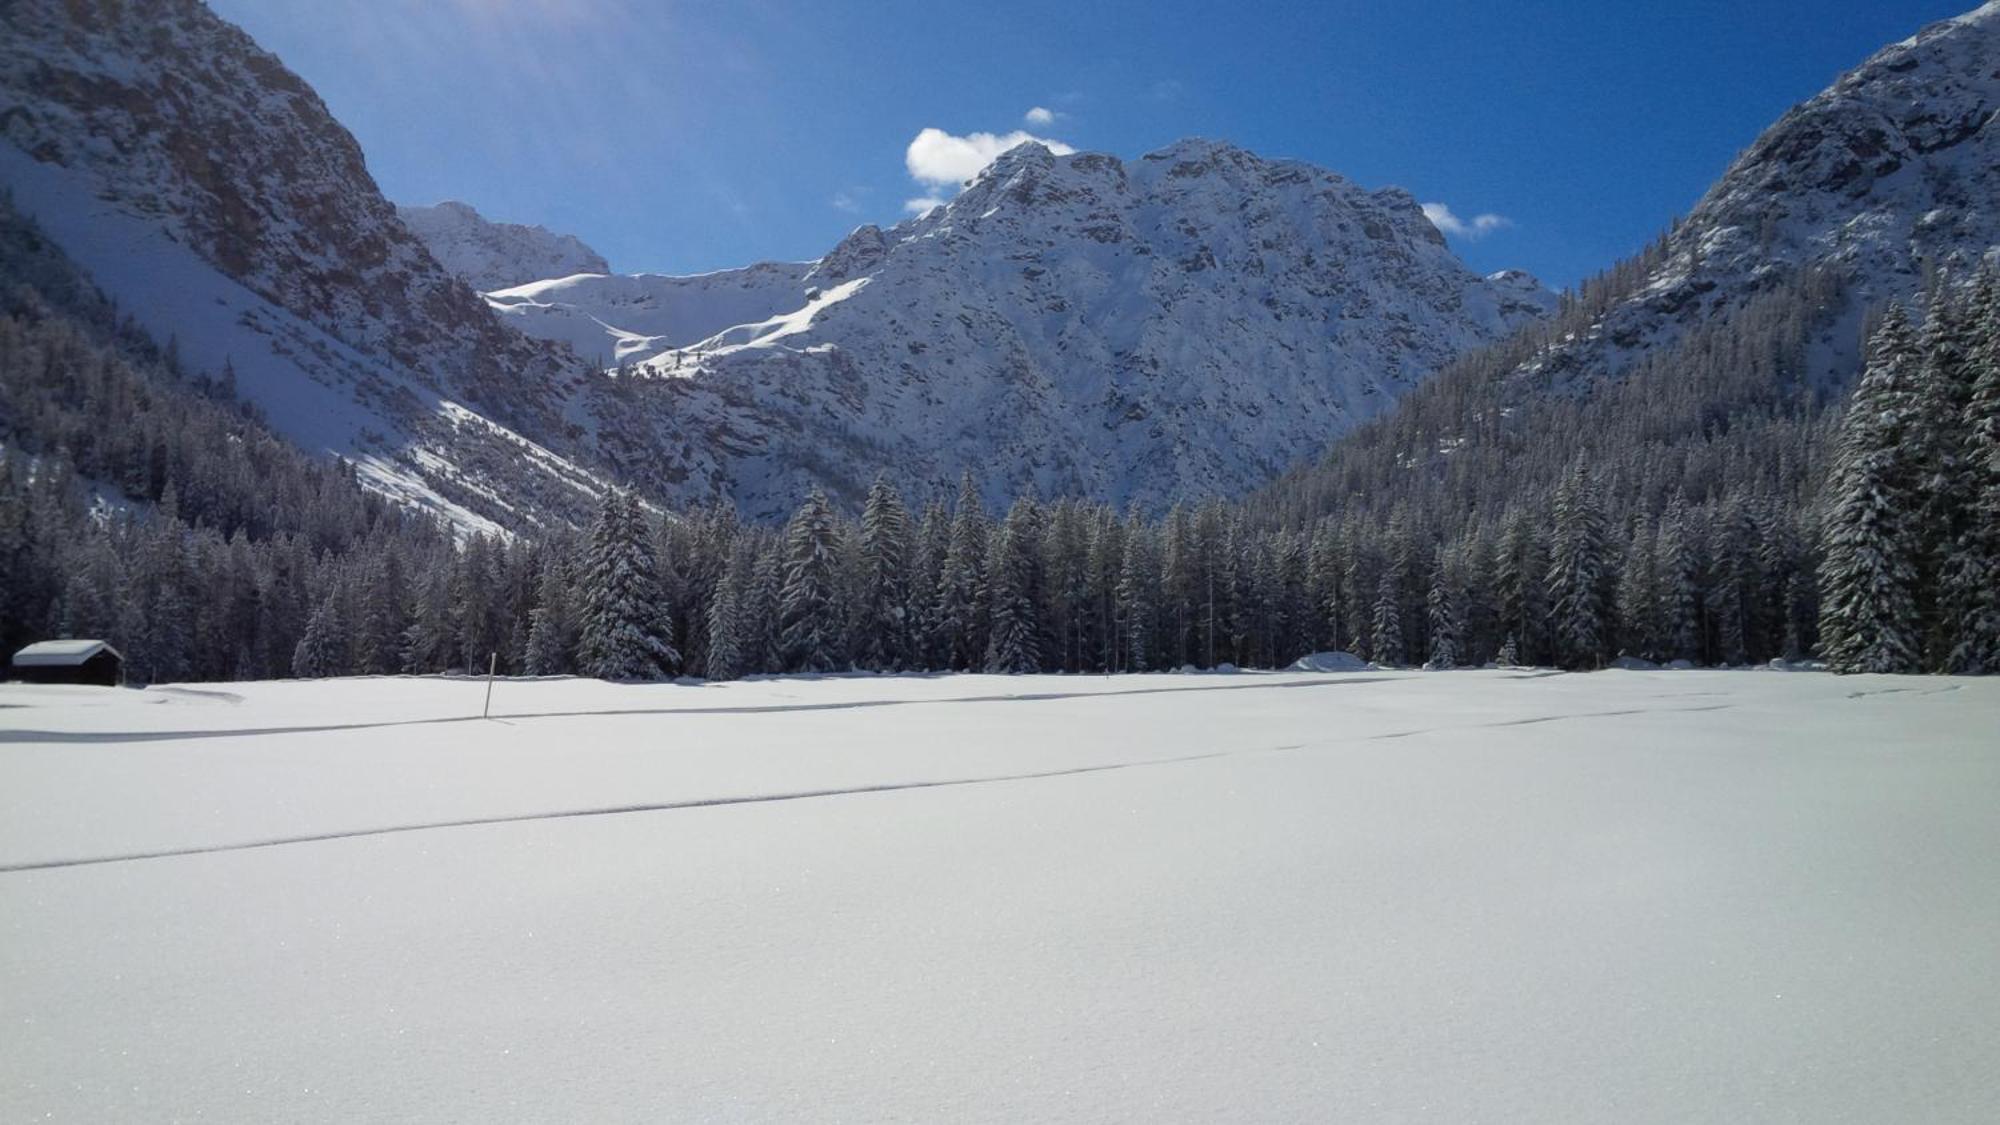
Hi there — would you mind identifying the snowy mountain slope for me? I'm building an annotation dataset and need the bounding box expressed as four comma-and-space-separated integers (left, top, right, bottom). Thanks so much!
522, 139, 1554, 515
398, 201, 609, 292
0, 0, 607, 533
485, 261, 816, 367
1524, 0, 2000, 390
0, 0, 1549, 522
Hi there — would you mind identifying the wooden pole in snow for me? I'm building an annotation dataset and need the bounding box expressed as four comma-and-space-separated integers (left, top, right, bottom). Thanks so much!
482, 651, 496, 719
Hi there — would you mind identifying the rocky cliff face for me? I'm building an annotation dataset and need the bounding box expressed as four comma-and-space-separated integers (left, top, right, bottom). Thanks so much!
0, 1, 1566, 525
399, 201, 609, 292
510, 138, 1553, 515
1522, 0, 2000, 390
0, 0, 604, 532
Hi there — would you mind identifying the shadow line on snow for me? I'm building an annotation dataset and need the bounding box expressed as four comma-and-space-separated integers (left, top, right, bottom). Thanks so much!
0, 674, 1400, 745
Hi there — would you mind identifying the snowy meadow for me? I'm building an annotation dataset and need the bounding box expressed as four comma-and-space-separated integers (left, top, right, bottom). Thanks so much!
3, 668, 1996, 1121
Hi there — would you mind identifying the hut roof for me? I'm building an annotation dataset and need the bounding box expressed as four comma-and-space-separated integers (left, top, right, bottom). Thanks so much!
12, 640, 124, 667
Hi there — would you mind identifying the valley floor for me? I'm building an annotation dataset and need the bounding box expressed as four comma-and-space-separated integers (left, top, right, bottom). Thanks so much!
1, 669, 1996, 1121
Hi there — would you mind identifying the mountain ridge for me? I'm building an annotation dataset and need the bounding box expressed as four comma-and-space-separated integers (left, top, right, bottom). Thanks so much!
0, 0, 611, 533
505, 135, 1555, 516
1513, 0, 2000, 395
399, 200, 609, 293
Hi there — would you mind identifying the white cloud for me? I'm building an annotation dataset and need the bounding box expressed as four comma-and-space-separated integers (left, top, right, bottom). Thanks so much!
904, 127, 1076, 188
1421, 202, 1513, 240
904, 196, 948, 215
1024, 106, 1056, 125
831, 192, 859, 213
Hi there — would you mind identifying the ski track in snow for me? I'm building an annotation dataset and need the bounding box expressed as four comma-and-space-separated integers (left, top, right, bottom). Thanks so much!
3, 670, 1997, 1122
0, 690, 1746, 873
0, 673, 1406, 745
0, 747, 1271, 874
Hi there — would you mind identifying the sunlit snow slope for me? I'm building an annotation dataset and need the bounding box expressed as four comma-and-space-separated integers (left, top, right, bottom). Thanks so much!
496, 140, 1555, 514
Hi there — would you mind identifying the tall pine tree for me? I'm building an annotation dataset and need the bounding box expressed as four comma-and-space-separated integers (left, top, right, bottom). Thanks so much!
853, 474, 913, 671
577, 488, 680, 681
1819, 305, 1925, 673
779, 486, 845, 673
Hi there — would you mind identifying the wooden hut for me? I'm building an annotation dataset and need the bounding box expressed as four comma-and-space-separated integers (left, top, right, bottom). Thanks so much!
10, 640, 125, 686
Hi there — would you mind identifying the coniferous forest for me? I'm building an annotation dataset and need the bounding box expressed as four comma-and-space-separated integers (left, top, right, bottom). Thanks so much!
3, 195, 1997, 683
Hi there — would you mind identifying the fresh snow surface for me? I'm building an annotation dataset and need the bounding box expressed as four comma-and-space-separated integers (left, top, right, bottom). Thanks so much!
2, 670, 1997, 1121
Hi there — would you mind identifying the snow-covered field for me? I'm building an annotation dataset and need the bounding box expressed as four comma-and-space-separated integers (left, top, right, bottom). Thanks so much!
2, 669, 1996, 1121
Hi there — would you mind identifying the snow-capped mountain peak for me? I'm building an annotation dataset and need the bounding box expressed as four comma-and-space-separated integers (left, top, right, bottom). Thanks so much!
398, 200, 610, 293
504, 137, 1555, 515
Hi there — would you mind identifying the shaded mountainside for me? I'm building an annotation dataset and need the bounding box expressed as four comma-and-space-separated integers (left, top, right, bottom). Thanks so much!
0, 0, 608, 533
0, 0, 1551, 525
1527, 0, 2000, 392
1254, 2, 2000, 531
399, 201, 609, 293
505, 139, 1554, 517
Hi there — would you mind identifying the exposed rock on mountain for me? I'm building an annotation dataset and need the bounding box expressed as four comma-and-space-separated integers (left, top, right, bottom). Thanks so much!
1247, 2, 2000, 543
1522, 0, 2000, 390
513, 138, 1554, 515
398, 201, 609, 292
0, 0, 604, 533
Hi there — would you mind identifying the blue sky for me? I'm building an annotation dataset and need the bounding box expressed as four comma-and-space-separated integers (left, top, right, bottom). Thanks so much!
209, 0, 1967, 289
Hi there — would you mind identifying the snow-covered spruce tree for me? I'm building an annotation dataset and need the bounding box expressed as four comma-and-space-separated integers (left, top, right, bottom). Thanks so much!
779, 486, 845, 673
523, 552, 578, 675
984, 497, 1044, 673
353, 552, 407, 675
1495, 508, 1549, 667
1424, 561, 1459, 670
142, 554, 194, 685
1710, 493, 1758, 666
1944, 276, 1992, 668
1495, 632, 1521, 668
291, 592, 344, 679
1116, 513, 1157, 671
662, 506, 730, 677
401, 563, 458, 673
853, 473, 913, 671
1614, 516, 1660, 663
1157, 505, 1196, 668
908, 499, 950, 670
1271, 529, 1310, 667
1818, 304, 1925, 674
703, 540, 754, 681
1909, 292, 1979, 668
1039, 500, 1092, 672
1654, 491, 1700, 664
1308, 523, 1345, 657
934, 473, 990, 670
454, 535, 499, 675
743, 538, 785, 673
576, 487, 680, 681
1085, 509, 1125, 669
1370, 573, 1403, 667
1546, 461, 1610, 671
1947, 275, 2000, 672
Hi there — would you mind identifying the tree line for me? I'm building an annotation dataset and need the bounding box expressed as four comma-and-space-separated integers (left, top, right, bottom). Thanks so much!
4, 202, 1996, 681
